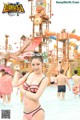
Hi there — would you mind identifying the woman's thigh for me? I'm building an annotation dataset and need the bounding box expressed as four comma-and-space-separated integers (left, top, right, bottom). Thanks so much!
22, 114, 28, 120
32, 110, 45, 120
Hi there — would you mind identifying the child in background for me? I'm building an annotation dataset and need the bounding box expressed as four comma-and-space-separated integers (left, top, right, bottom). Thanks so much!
72, 70, 80, 98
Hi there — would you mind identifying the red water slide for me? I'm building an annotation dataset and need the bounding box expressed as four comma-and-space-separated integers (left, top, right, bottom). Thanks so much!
23, 37, 42, 52
10, 37, 42, 60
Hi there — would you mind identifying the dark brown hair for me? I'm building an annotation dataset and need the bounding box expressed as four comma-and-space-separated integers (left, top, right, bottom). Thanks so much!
74, 70, 78, 74
0, 69, 6, 76
60, 69, 64, 74
31, 51, 43, 63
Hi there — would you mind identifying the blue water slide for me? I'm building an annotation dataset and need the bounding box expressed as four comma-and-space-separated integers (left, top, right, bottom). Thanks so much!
50, 36, 56, 40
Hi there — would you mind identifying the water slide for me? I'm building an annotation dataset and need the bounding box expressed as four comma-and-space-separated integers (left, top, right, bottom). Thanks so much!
23, 37, 42, 52
14, 37, 34, 56
45, 30, 80, 78
44, 30, 80, 40
0, 37, 42, 61
69, 33, 80, 40
0, 37, 33, 61
13, 37, 42, 56
18, 37, 42, 59
12, 37, 42, 60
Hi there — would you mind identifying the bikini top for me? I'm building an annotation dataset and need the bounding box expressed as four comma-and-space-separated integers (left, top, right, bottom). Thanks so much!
23, 74, 46, 93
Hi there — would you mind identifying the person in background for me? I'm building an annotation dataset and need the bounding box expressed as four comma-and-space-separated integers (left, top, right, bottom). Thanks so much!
72, 70, 80, 98
16, 71, 27, 102
0, 69, 4, 77
0, 69, 13, 105
50, 74, 56, 85
54, 74, 57, 85
56, 69, 71, 100
20, 71, 27, 102
0, 69, 5, 99
12, 51, 49, 120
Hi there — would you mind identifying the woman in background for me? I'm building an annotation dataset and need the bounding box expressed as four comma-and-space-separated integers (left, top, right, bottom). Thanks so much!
0, 69, 13, 104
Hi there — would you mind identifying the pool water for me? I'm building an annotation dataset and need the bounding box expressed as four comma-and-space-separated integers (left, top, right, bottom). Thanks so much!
0, 82, 80, 120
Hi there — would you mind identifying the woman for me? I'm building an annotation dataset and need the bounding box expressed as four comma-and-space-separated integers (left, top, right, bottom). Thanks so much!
13, 52, 49, 120
0, 69, 13, 104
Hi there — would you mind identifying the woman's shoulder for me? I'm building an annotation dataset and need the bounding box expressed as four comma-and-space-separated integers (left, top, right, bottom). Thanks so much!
43, 75, 49, 84
27, 72, 34, 77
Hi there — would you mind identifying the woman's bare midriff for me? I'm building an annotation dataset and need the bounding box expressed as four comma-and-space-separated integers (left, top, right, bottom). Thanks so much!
23, 96, 40, 113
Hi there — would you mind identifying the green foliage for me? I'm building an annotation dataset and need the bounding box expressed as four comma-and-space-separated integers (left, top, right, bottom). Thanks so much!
71, 29, 76, 33
42, 52, 48, 59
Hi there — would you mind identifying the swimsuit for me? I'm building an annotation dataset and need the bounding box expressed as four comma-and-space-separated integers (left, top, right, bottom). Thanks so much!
23, 74, 46, 120
58, 85, 66, 92
72, 85, 79, 94
23, 105, 44, 120
23, 75, 46, 93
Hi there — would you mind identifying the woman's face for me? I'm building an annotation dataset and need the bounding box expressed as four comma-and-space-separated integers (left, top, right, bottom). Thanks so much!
31, 58, 43, 74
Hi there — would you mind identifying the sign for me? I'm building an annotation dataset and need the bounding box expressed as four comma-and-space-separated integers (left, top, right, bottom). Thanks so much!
2, 2, 25, 16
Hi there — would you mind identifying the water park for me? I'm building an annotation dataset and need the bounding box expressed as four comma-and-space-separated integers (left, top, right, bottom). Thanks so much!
0, 0, 80, 79
0, 0, 80, 120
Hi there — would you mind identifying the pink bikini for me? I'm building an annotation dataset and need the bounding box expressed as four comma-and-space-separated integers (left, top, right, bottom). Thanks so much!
23, 105, 44, 120
23, 75, 46, 120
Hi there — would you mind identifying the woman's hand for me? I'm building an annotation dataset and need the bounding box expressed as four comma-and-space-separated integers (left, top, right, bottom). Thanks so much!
14, 65, 20, 71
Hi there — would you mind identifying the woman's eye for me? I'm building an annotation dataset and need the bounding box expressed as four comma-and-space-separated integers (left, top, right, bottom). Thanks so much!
32, 64, 35, 66
37, 63, 40, 65
32, 63, 40, 66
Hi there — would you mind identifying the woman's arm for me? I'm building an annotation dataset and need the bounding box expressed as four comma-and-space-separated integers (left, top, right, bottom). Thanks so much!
20, 77, 49, 101
12, 71, 29, 87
